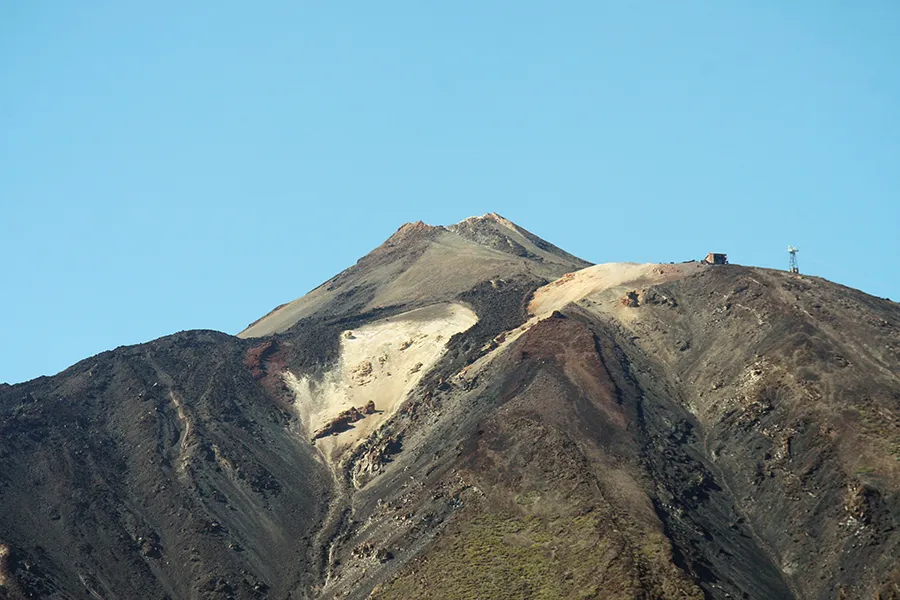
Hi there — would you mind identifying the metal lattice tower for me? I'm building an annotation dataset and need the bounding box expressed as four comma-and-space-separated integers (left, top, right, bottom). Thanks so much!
787, 245, 799, 274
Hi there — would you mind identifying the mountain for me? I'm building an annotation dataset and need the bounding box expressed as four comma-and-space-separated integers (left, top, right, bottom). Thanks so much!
239, 212, 589, 338
1, 214, 898, 600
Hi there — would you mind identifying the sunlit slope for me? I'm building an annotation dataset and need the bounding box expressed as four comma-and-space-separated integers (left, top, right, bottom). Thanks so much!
238, 213, 590, 338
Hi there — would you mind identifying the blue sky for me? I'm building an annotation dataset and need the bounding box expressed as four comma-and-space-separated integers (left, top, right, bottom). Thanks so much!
2, 2, 898, 384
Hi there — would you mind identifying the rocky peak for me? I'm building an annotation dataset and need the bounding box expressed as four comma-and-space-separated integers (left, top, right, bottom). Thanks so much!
366, 221, 446, 260
453, 212, 511, 226
376, 214, 534, 260
446, 212, 590, 267
383, 221, 445, 244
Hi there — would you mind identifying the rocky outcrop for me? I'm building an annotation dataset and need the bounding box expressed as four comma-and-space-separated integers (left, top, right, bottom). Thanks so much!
243, 340, 276, 379
351, 541, 393, 564
313, 402, 378, 441
0, 542, 10, 587
621, 290, 640, 307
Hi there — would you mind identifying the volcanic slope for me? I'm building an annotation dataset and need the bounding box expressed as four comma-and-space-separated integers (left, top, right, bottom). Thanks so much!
1, 214, 899, 600
238, 212, 590, 338
0, 213, 585, 600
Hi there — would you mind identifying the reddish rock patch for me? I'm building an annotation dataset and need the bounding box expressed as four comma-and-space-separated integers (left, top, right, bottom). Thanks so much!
244, 341, 277, 379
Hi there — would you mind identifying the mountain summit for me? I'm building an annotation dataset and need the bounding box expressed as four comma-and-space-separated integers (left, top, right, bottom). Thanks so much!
239, 213, 590, 338
1, 216, 898, 600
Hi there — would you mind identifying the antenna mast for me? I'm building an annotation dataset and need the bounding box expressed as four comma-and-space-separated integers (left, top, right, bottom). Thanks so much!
787, 245, 799, 274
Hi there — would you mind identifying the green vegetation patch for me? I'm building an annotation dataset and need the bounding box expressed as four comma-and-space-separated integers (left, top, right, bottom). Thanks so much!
371, 511, 702, 600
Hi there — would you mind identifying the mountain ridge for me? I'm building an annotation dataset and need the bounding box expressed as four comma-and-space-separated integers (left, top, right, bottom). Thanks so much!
1, 215, 898, 600
238, 213, 590, 339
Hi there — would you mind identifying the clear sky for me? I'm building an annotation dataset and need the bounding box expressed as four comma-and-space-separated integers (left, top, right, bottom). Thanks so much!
2, 2, 898, 384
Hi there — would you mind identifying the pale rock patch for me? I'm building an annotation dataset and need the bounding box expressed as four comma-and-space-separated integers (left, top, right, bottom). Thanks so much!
0, 543, 9, 587
284, 303, 477, 465
461, 262, 705, 379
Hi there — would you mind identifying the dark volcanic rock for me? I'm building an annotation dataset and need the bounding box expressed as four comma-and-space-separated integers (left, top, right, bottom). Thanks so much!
1, 217, 898, 600
0, 331, 331, 600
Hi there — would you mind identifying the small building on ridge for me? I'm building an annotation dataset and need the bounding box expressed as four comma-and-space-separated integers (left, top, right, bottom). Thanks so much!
702, 253, 728, 265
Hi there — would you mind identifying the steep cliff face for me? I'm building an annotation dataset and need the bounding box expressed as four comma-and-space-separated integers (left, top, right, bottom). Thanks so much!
1, 216, 898, 600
